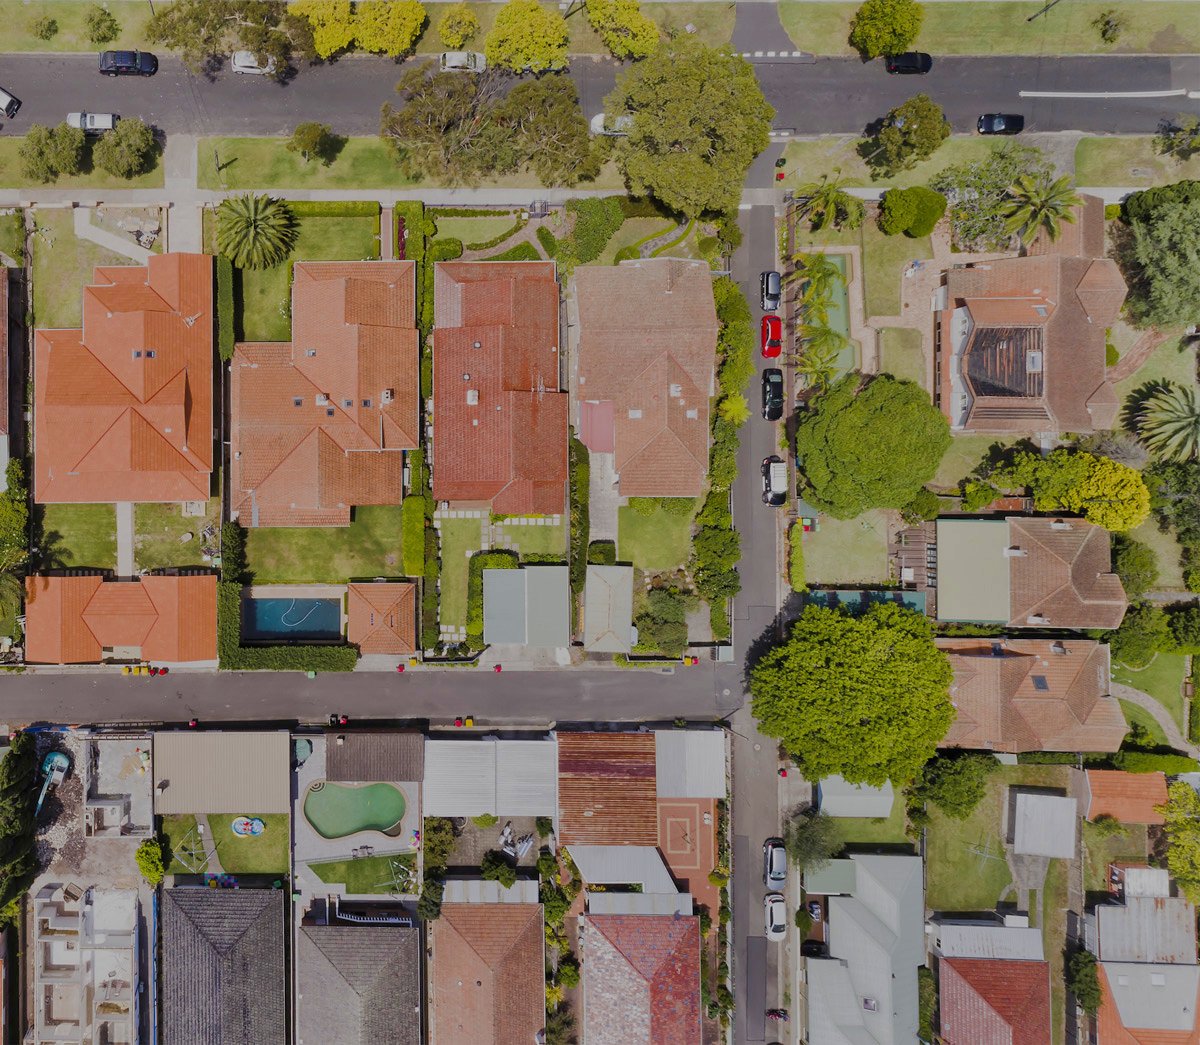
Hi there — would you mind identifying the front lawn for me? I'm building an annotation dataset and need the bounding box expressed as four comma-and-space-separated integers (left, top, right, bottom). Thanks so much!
31, 209, 129, 328
244, 505, 407, 584
801, 510, 888, 586
930, 433, 1013, 491
307, 853, 419, 894
37, 504, 117, 570
593, 217, 672, 266
432, 213, 521, 246
206, 814, 291, 874
618, 504, 697, 574
1119, 699, 1167, 748
0, 210, 23, 263
493, 518, 567, 560
860, 223, 933, 319
0, 137, 164, 190
437, 517, 484, 628
1081, 819, 1149, 893
134, 499, 220, 571
0, 1, 157, 51
1112, 653, 1187, 732
835, 800, 911, 848
878, 328, 926, 388
1127, 518, 1185, 591
1076, 136, 1200, 187
783, 136, 1010, 191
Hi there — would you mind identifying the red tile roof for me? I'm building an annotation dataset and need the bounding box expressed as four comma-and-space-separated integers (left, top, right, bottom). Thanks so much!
581, 914, 702, 1045
574, 260, 718, 497
34, 254, 213, 503
1086, 770, 1168, 825
939, 958, 1051, 1045
229, 261, 418, 527
432, 262, 567, 514
430, 903, 544, 1045
347, 581, 416, 655
557, 731, 659, 845
24, 573, 217, 663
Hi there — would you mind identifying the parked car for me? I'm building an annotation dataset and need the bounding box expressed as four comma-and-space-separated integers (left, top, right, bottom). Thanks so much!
885, 52, 932, 74
760, 314, 782, 359
589, 112, 633, 136
764, 893, 787, 942
807, 899, 823, 921
801, 939, 828, 958
762, 368, 784, 421
762, 455, 788, 508
0, 85, 20, 119
978, 113, 1024, 135
763, 837, 787, 888
760, 269, 782, 311
439, 51, 486, 73
99, 50, 158, 76
67, 112, 118, 134
231, 51, 277, 75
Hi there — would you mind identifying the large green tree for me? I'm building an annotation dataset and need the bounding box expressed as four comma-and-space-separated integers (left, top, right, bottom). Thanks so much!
782, 809, 843, 871
484, 0, 569, 72
584, 0, 658, 59
494, 76, 599, 187
148, 0, 311, 74
1160, 781, 1200, 903
216, 194, 298, 270
849, 0, 924, 58
871, 94, 949, 174
19, 123, 85, 183
932, 143, 1051, 251
605, 37, 773, 217
1003, 171, 1081, 247
354, 0, 427, 56
750, 603, 955, 785
909, 753, 997, 819
93, 117, 157, 179
794, 374, 951, 518
996, 449, 1150, 532
1127, 196, 1200, 327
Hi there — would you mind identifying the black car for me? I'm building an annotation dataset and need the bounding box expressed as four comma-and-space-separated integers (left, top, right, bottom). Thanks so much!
0, 86, 20, 119
99, 50, 159, 76
885, 52, 932, 74
801, 939, 828, 958
762, 368, 784, 421
978, 113, 1024, 135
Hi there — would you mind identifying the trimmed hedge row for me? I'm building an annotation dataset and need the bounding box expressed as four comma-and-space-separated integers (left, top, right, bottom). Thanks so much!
217, 583, 357, 671
536, 226, 558, 257
466, 550, 519, 648
420, 238, 464, 332
394, 201, 428, 263
215, 255, 235, 361
429, 207, 507, 218
401, 497, 425, 577
289, 200, 380, 218
485, 242, 540, 262
569, 435, 590, 596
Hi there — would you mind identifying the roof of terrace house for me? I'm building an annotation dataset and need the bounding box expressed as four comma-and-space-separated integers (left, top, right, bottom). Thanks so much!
24, 573, 217, 664
430, 903, 545, 1045
580, 913, 702, 1045
431, 261, 567, 514
325, 730, 425, 782
423, 737, 557, 817
33, 253, 213, 503
937, 637, 1125, 753
347, 581, 417, 655
1083, 770, 1168, 825
937, 957, 1052, 1045
574, 259, 719, 497
229, 260, 419, 527
161, 888, 286, 1045
936, 195, 1126, 435
557, 731, 659, 846
583, 564, 635, 653
153, 730, 291, 814
296, 924, 422, 1045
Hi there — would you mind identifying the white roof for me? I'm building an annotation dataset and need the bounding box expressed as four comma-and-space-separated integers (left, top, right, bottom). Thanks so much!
655, 730, 726, 798
818, 776, 895, 819
583, 565, 634, 652
1103, 962, 1200, 1032
567, 845, 677, 894
1124, 866, 1171, 898
422, 738, 557, 816
482, 567, 570, 648
1012, 791, 1077, 858
153, 731, 291, 814
932, 921, 1045, 960
441, 879, 540, 904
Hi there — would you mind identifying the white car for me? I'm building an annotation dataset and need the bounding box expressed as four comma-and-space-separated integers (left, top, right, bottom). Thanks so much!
589, 112, 633, 136
765, 894, 787, 942
439, 51, 486, 73
67, 112, 118, 134
231, 51, 277, 75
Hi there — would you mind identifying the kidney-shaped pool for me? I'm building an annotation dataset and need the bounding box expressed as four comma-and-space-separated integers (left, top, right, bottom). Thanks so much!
303, 781, 407, 839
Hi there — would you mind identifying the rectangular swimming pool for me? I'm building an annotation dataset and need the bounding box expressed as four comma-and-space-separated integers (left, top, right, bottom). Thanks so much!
241, 597, 343, 643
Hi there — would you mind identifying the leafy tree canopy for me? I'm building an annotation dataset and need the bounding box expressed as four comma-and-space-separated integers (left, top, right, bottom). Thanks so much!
19, 123, 85, 183
1112, 535, 1159, 599
849, 0, 924, 58
354, 0, 426, 57
484, 0, 569, 72
585, 0, 659, 59
909, 753, 998, 819
1160, 781, 1200, 904
794, 374, 951, 518
1068, 950, 1103, 1016
996, 449, 1150, 532
606, 37, 773, 217
148, 0, 309, 73
871, 94, 949, 175
93, 117, 157, 179
1109, 602, 1171, 669
291, 0, 356, 58
750, 603, 955, 785
1127, 196, 1200, 327
287, 121, 339, 164
782, 808, 843, 871
438, 2, 479, 47
932, 143, 1051, 251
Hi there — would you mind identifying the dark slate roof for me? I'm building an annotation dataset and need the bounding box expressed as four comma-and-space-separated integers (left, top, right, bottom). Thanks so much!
297, 924, 422, 1045
325, 731, 425, 782
162, 888, 286, 1045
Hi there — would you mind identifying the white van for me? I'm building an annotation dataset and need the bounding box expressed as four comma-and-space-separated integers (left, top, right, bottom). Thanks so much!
0, 87, 21, 119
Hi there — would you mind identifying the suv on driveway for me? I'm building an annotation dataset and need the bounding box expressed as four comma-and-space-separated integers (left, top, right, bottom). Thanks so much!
99, 51, 158, 76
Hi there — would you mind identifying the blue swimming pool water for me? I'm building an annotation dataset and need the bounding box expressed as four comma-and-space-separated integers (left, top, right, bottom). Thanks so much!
241, 597, 342, 643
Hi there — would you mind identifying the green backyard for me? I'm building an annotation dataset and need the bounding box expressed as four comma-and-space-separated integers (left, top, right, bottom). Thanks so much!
244, 505, 406, 584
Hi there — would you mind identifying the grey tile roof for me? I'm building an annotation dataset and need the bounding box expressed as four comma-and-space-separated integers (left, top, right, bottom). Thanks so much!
325, 731, 425, 782
162, 888, 286, 1045
297, 924, 423, 1045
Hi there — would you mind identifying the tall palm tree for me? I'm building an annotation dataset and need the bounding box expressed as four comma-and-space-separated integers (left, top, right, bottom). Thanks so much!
786, 253, 848, 325
1137, 383, 1200, 461
793, 325, 847, 392
216, 194, 298, 270
1003, 172, 1082, 247
794, 172, 865, 233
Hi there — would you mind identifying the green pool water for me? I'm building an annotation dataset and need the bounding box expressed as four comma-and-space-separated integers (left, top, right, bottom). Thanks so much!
303, 782, 407, 839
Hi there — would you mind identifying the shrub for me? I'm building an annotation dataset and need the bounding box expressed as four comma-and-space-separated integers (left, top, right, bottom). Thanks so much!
215, 255, 235, 360
1068, 950, 1102, 1016
909, 753, 998, 819
394, 200, 427, 262
401, 497, 426, 578
536, 225, 558, 257
136, 838, 166, 885
588, 540, 617, 565
85, 4, 121, 44
794, 907, 813, 934
1112, 750, 1200, 774
556, 955, 581, 988
484, 241, 539, 261
878, 188, 917, 235
569, 435, 590, 594
1113, 535, 1159, 599
904, 186, 948, 236
1106, 341, 1120, 366
1110, 602, 1172, 669
220, 521, 248, 582
480, 849, 518, 888
789, 523, 807, 593
471, 812, 499, 828
535, 816, 554, 839
417, 876, 444, 920
1170, 605, 1200, 652
31, 16, 58, 39
563, 197, 625, 266
289, 200, 380, 218
1105, 203, 1123, 221
900, 487, 941, 525
849, 0, 923, 59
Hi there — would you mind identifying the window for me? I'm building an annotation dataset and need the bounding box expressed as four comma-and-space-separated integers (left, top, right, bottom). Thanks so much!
292, 397, 303, 407
362, 399, 372, 408
1032, 675, 1049, 692
343, 399, 353, 408
305, 349, 317, 357
326, 408, 335, 417
132, 350, 142, 358
146, 350, 156, 358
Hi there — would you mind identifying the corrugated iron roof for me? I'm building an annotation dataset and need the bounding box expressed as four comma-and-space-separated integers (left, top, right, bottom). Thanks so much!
654, 729, 726, 799
153, 731, 291, 814
557, 732, 658, 845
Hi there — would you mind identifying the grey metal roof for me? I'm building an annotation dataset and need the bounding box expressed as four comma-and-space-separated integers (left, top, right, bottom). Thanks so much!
817, 776, 895, 819
1097, 895, 1198, 963
161, 888, 286, 1045
482, 569, 527, 644
524, 566, 570, 647
655, 730, 726, 798
932, 921, 1046, 960
496, 739, 558, 814
936, 518, 1011, 623
583, 565, 634, 652
586, 891, 693, 916
1012, 791, 1077, 858
296, 924, 422, 1045
153, 731, 291, 814
567, 845, 677, 893
1102, 962, 1200, 1032
423, 739, 557, 816
325, 731, 425, 782
804, 859, 858, 896
441, 879, 540, 904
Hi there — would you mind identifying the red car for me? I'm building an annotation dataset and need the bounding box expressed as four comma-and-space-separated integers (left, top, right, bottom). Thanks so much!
761, 314, 782, 358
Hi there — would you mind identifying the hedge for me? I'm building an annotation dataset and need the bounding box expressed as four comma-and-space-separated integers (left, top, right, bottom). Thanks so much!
401, 497, 425, 577
394, 201, 427, 263
569, 435, 590, 595
215, 255, 235, 360
613, 245, 639, 263
709, 599, 730, 641
465, 217, 527, 252
789, 523, 806, 593
651, 219, 694, 257
536, 226, 558, 257
217, 583, 358, 671
588, 540, 616, 565
565, 197, 625, 265
429, 207, 509, 218
289, 200, 380, 218
1111, 750, 1200, 774
465, 550, 519, 648
420, 238, 464, 332
422, 527, 440, 650
485, 242, 540, 262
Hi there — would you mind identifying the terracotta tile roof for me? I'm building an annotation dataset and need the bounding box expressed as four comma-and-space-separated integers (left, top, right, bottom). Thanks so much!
1086, 770, 1168, 825
229, 261, 418, 528
557, 732, 658, 845
34, 254, 213, 503
574, 260, 718, 497
938, 957, 1051, 1045
1028, 195, 1106, 260
938, 638, 1126, 754
1008, 517, 1128, 629
430, 903, 544, 1045
24, 573, 217, 663
347, 582, 416, 655
431, 262, 567, 514
581, 914, 702, 1045
1097, 963, 1200, 1045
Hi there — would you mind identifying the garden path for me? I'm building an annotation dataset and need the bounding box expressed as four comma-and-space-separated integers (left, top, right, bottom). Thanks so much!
73, 206, 152, 263
1108, 326, 1179, 383
1111, 680, 1200, 758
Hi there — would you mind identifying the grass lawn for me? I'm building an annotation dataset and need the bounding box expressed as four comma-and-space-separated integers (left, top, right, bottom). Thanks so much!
618, 504, 697, 574
1113, 652, 1187, 732
1075, 136, 1200, 188
783, 136, 1009, 191
134, 499, 220, 571
0, 209, 23, 263
0, 137, 164, 190
438, 517, 484, 628
860, 222, 932, 319
30, 209, 129, 328
1119, 699, 1167, 748
1128, 517, 1186, 591
1081, 819, 1148, 893
493, 519, 567, 560
206, 814, 290, 874
1041, 856, 1069, 1044
432, 213, 520, 246
38, 504, 117, 570
245, 505, 407, 584
161, 814, 202, 874
307, 853, 419, 894
878, 328, 926, 388
777, 2, 1200, 55
802, 510, 888, 586
593, 217, 673, 266
1113, 333, 1197, 406
0, 1, 157, 51
238, 207, 380, 342
643, 3, 736, 46
835, 801, 911, 848
930, 433, 1016, 491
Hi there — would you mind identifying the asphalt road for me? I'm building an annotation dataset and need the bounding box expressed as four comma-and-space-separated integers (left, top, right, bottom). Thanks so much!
0, 52, 1195, 140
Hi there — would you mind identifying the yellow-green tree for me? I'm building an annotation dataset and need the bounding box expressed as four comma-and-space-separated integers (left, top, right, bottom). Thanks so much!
485, 0, 568, 72
354, 0, 426, 56
998, 449, 1150, 532
584, 0, 658, 59
438, 2, 479, 47
1159, 781, 1200, 903
290, 0, 355, 58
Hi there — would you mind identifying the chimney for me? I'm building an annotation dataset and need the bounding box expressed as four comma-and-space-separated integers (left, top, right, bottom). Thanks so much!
1004, 546, 1026, 558
1050, 519, 1071, 531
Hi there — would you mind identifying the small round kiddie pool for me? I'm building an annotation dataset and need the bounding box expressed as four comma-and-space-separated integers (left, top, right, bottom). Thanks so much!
303, 781, 407, 839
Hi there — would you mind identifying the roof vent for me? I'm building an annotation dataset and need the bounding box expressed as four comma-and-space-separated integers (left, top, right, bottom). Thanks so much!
473, 341, 482, 350
669, 383, 682, 397
1151, 973, 1166, 987
472, 418, 479, 426
1003, 546, 1026, 558
628, 409, 642, 419
305, 349, 317, 357
1050, 641, 1068, 654
686, 408, 699, 420
1026, 351, 1043, 373
862, 998, 878, 1013
1050, 519, 1071, 531
466, 389, 479, 406
1028, 614, 1048, 625
462, 372, 471, 382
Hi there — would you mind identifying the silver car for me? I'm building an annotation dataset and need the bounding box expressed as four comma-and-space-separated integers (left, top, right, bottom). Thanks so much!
67, 112, 118, 135
763, 838, 787, 888
439, 51, 486, 73
765, 893, 787, 942
231, 51, 277, 75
